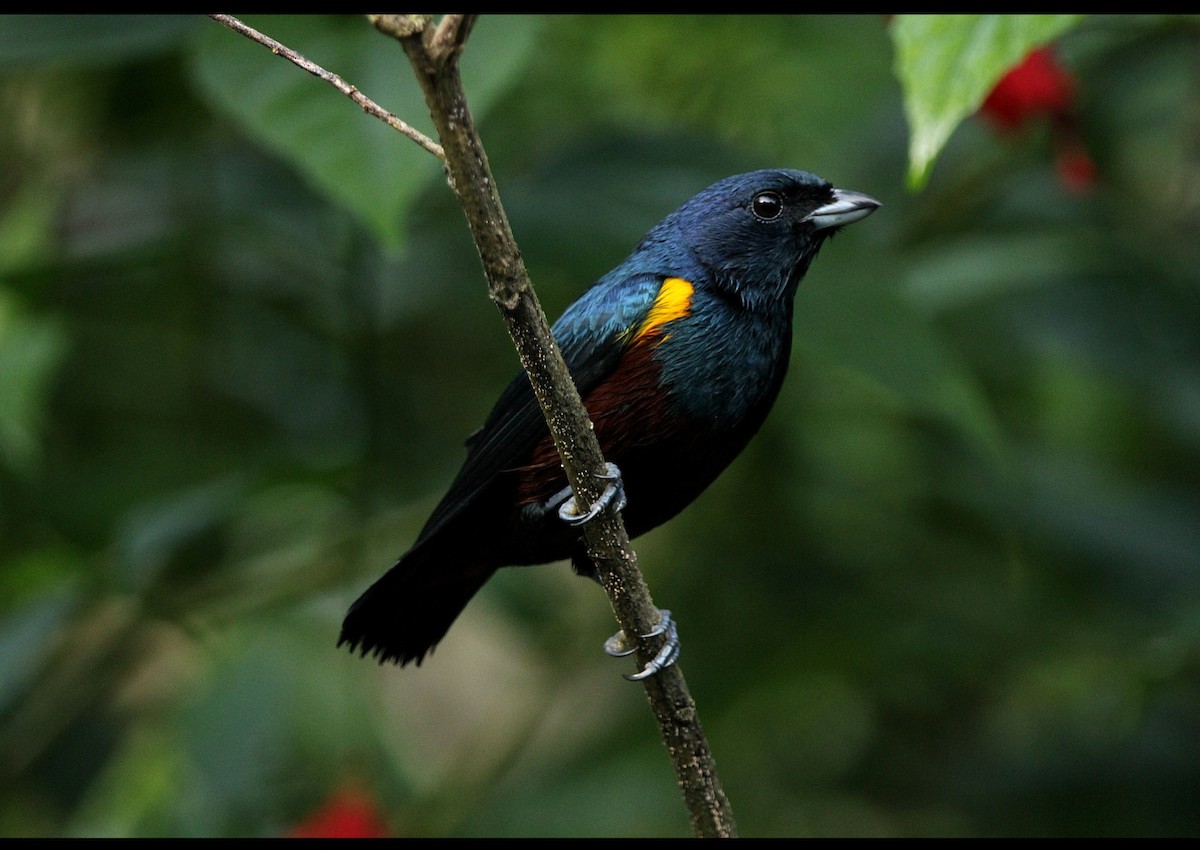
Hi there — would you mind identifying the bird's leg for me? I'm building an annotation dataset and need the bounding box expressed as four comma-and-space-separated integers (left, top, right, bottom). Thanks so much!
579, 553, 680, 680
605, 608, 680, 681
559, 465, 676, 680
554, 461, 627, 527
524, 463, 622, 527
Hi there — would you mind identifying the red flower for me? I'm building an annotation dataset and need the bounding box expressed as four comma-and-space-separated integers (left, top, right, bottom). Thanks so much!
981, 46, 1076, 131
980, 45, 1097, 192
288, 783, 390, 838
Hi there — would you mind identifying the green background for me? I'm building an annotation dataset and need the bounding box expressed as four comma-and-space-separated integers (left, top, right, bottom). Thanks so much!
1, 14, 1198, 837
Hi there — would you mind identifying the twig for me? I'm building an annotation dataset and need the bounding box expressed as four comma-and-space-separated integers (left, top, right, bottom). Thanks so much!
373, 13, 737, 839
207, 14, 445, 161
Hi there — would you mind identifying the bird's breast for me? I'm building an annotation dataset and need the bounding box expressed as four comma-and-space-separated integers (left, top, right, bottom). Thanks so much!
651, 293, 793, 428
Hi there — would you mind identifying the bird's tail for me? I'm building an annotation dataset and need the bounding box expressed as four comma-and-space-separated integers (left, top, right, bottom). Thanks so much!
338, 545, 496, 667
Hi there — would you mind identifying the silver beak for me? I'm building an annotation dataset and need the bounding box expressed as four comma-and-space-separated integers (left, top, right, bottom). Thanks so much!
803, 188, 881, 230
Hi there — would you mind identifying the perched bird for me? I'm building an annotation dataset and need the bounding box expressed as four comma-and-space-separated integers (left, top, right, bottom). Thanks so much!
340, 169, 879, 670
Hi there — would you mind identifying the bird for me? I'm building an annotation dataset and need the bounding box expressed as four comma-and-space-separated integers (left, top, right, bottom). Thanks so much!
339, 168, 880, 672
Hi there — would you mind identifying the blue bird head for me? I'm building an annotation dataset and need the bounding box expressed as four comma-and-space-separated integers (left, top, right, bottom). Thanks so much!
638, 169, 880, 308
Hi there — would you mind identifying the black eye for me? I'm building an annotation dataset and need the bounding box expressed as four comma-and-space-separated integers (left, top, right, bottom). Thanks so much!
751, 191, 783, 221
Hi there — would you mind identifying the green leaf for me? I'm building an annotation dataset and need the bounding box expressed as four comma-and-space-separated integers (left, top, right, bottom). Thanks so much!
0, 292, 67, 474
0, 586, 78, 714
0, 178, 61, 275
190, 15, 537, 250
891, 14, 1083, 189
0, 14, 199, 70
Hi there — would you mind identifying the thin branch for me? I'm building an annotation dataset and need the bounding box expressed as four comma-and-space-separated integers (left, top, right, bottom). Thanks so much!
378, 14, 737, 839
207, 14, 445, 161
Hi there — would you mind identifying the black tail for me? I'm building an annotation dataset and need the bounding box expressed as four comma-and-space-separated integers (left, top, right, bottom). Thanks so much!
338, 545, 497, 667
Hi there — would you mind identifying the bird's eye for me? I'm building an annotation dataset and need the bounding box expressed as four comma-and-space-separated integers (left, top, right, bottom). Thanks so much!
751, 191, 783, 221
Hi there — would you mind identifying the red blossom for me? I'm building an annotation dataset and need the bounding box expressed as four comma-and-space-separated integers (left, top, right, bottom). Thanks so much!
288, 783, 390, 839
980, 45, 1097, 192
981, 47, 1076, 130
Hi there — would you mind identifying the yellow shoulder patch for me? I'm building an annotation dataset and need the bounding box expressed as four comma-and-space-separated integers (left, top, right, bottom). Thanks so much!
636, 277, 694, 341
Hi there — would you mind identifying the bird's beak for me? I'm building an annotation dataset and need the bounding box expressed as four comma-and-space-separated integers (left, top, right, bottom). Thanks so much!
804, 189, 881, 230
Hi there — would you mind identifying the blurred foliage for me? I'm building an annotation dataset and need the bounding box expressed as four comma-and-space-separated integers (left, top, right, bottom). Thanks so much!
891, 14, 1083, 187
1, 13, 1199, 838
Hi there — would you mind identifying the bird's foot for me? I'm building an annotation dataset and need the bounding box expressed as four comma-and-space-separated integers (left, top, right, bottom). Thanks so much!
555, 462, 627, 527
605, 608, 680, 681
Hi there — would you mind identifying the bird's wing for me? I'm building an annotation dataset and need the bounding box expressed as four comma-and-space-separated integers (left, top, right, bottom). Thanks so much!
411, 272, 667, 545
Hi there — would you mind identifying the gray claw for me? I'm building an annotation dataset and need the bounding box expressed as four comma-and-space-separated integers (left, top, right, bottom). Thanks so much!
558, 462, 627, 526
605, 609, 680, 681
604, 631, 637, 657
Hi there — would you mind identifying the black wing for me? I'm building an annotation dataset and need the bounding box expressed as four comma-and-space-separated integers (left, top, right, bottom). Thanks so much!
411, 272, 663, 546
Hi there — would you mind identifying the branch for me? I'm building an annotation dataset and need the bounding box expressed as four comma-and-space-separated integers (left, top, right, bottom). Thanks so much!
208, 13, 736, 837
375, 14, 736, 838
207, 14, 445, 160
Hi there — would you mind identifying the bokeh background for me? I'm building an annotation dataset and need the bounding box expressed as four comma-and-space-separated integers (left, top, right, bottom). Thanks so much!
2, 14, 1198, 837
